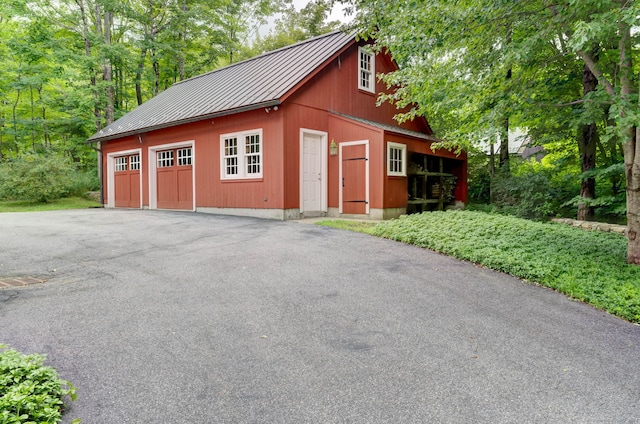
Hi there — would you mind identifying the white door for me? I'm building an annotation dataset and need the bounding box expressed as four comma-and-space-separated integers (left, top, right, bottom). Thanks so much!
301, 133, 323, 212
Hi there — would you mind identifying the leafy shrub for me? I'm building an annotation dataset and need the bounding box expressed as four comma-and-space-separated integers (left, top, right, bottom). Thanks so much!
0, 155, 75, 202
367, 210, 640, 323
65, 170, 100, 197
491, 169, 555, 220
0, 344, 77, 424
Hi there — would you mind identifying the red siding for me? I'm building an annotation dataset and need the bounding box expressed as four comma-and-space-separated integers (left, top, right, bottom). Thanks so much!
328, 114, 383, 209
285, 42, 431, 135
101, 109, 285, 210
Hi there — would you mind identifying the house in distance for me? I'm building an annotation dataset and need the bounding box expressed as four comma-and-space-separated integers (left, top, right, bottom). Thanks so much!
88, 31, 468, 220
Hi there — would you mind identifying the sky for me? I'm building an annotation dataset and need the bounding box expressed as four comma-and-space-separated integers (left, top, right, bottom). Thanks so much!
259, 0, 353, 37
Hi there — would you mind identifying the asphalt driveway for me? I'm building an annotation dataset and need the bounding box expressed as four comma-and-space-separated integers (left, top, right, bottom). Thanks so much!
0, 209, 638, 423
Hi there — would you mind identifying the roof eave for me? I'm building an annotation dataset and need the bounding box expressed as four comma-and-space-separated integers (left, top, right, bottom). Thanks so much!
87, 100, 281, 143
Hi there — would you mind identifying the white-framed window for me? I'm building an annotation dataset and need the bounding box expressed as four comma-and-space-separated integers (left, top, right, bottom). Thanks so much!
129, 154, 140, 171
178, 148, 192, 166
358, 46, 375, 93
115, 156, 127, 172
387, 142, 406, 177
220, 129, 262, 179
157, 150, 174, 168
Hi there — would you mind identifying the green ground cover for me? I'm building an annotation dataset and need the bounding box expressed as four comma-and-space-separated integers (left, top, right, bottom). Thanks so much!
0, 197, 101, 213
0, 344, 77, 424
317, 211, 640, 323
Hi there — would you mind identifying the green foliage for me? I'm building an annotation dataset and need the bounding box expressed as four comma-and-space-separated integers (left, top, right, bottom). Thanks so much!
0, 344, 77, 424
466, 152, 491, 204
0, 197, 100, 213
314, 219, 377, 233
364, 211, 640, 322
254, 0, 341, 53
0, 154, 74, 202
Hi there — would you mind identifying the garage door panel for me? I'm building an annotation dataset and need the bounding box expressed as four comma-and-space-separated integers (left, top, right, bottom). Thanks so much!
177, 168, 193, 207
157, 168, 177, 209
129, 173, 140, 207
114, 173, 131, 208
113, 154, 140, 208
155, 147, 193, 210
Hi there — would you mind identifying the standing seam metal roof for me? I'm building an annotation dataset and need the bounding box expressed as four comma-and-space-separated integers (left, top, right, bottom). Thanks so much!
89, 31, 354, 142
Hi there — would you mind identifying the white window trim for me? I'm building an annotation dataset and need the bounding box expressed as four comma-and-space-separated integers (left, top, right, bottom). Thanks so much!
387, 142, 407, 177
358, 46, 375, 93
220, 128, 263, 180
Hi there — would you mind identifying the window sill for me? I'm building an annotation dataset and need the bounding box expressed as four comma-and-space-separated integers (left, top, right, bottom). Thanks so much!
221, 177, 264, 183
358, 88, 376, 96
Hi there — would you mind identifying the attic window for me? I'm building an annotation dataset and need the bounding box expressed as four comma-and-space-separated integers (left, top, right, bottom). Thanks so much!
221, 129, 263, 180
358, 46, 375, 93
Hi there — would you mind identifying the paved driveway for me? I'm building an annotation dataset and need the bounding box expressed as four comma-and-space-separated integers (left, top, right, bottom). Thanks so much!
0, 209, 638, 423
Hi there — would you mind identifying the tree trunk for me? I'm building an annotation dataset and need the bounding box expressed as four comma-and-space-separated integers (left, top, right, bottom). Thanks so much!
103, 10, 115, 125
135, 47, 147, 106
489, 142, 495, 203
499, 67, 511, 171
618, 23, 640, 264
577, 62, 598, 221
499, 116, 509, 170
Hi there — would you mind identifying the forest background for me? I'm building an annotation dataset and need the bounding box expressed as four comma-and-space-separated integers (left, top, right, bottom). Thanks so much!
0, 0, 638, 262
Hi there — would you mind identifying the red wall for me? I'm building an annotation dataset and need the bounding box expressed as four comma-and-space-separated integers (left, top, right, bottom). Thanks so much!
285, 42, 431, 135
101, 109, 285, 209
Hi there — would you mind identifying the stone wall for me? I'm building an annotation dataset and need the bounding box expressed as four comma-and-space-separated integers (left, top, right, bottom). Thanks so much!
551, 218, 627, 236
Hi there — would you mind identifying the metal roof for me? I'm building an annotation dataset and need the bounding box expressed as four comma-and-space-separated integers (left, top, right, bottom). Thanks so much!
332, 112, 441, 142
89, 31, 355, 142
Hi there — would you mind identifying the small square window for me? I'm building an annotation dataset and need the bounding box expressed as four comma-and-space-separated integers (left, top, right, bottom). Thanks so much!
115, 156, 127, 172
387, 142, 406, 177
157, 150, 174, 168
129, 154, 140, 171
178, 148, 192, 166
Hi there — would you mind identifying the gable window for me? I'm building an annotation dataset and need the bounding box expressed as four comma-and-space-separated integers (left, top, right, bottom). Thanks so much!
358, 46, 375, 93
387, 142, 406, 177
220, 129, 263, 179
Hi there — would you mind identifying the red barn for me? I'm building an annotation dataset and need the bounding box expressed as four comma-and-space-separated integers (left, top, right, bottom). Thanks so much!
88, 31, 467, 220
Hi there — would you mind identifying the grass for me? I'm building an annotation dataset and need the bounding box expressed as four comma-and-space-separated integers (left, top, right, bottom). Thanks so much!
317, 211, 640, 323
0, 196, 101, 213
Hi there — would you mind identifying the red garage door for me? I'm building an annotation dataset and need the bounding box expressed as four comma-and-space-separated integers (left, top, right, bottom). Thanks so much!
341, 143, 368, 214
156, 147, 193, 210
114, 154, 141, 208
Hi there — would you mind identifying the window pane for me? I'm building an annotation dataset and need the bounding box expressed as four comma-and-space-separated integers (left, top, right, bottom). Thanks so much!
178, 148, 192, 166
157, 150, 174, 168
129, 155, 140, 171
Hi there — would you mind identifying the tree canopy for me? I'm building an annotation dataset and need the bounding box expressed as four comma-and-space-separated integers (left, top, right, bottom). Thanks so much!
346, 0, 640, 263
